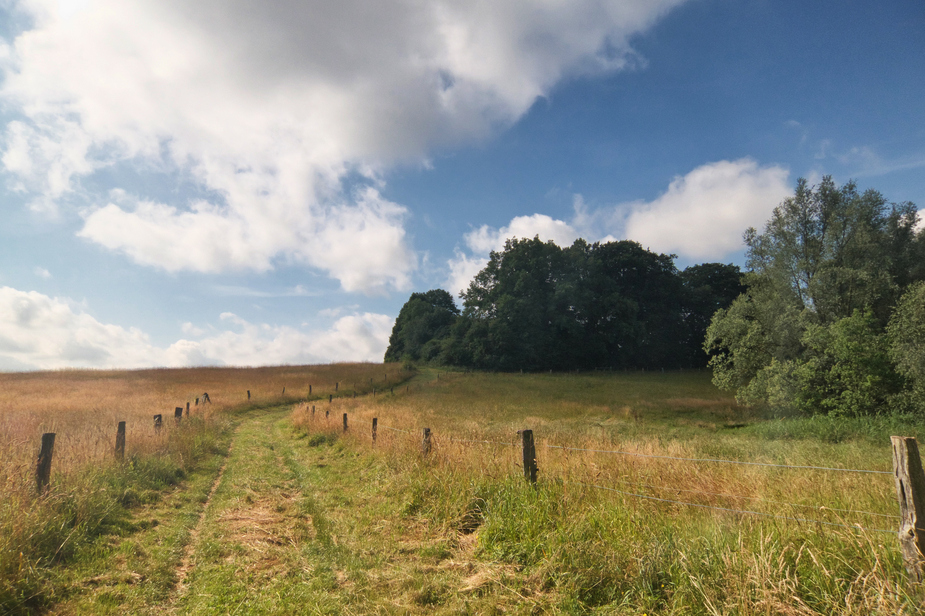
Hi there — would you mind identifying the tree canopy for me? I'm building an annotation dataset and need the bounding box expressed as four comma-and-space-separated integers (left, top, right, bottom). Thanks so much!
706, 176, 924, 415
385, 238, 743, 371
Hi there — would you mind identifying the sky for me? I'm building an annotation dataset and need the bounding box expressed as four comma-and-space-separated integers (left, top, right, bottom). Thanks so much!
0, 0, 923, 371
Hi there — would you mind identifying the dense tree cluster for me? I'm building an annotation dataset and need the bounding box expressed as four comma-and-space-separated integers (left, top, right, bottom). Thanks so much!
705, 177, 925, 416
386, 238, 743, 371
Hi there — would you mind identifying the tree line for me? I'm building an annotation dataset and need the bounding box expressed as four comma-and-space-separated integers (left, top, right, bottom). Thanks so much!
387, 177, 925, 416
385, 238, 744, 371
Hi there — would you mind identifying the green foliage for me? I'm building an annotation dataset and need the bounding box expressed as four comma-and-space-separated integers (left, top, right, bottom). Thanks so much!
384, 289, 459, 363
389, 236, 743, 371
708, 176, 924, 414
888, 281, 925, 413
794, 310, 903, 416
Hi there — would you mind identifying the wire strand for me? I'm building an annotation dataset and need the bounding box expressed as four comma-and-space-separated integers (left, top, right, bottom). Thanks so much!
547, 444, 892, 475
568, 481, 896, 534
601, 476, 899, 520
379, 425, 411, 434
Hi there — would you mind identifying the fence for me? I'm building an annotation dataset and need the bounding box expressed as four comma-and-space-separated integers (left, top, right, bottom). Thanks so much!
306, 411, 925, 584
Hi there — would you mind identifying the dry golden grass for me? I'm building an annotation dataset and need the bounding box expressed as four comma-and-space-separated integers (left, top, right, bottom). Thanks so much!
0, 363, 403, 494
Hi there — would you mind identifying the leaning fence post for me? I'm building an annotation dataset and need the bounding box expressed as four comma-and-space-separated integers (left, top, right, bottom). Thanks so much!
422, 428, 432, 456
521, 429, 538, 484
115, 421, 126, 460
175, 407, 183, 425
36, 433, 55, 493
154, 414, 162, 432
343, 413, 348, 432
892, 435, 925, 582
372, 418, 378, 442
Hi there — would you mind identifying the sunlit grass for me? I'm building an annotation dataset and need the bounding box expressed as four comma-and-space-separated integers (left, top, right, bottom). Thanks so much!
292, 368, 923, 613
0, 362, 406, 614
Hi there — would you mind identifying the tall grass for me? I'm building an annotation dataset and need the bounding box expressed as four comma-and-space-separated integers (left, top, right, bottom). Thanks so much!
0, 362, 405, 613
292, 369, 923, 613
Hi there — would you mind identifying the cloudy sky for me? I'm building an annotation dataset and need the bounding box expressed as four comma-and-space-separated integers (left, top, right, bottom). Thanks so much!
0, 0, 923, 370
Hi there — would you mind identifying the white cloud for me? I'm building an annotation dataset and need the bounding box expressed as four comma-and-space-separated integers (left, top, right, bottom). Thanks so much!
0, 285, 165, 369
1, 0, 687, 292
620, 159, 791, 259
446, 159, 791, 291
33, 266, 51, 278
0, 285, 394, 369
166, 312, 394, 366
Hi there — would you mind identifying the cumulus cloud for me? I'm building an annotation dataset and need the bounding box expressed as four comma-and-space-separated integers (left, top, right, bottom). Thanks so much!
620, 159, 791, 259
0, 285, 393, 369
446, 159, 791, 292
1, 0, 686, 293
0, 285, 165, 369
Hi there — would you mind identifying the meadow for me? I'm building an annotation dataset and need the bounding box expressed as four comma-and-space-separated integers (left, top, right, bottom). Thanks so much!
1, 364, 923, 614
293, 369, 924, 614
0, 363, 402, 613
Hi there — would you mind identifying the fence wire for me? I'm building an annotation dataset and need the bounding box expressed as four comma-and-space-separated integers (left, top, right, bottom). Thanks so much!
546, 444, 892, 475
568, 480, 896, 534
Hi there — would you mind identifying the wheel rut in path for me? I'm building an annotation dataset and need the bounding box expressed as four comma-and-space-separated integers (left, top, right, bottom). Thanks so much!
172, 421, 242, 596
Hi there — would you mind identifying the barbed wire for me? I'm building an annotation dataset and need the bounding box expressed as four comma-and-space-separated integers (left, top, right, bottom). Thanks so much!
447, 437, 518, 447
379, 425, 412, 434
596, 476, 899, 520
546, 444, 892, 475
567, 480, 896, 534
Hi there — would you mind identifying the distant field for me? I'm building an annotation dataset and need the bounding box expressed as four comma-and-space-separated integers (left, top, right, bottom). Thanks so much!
0, 363, 402, 484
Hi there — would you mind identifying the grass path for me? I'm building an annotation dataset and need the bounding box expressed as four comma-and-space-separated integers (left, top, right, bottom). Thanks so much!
52, 405, 506, 615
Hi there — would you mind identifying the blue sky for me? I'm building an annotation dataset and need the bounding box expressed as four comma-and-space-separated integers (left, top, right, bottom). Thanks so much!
0, 0, 923, 370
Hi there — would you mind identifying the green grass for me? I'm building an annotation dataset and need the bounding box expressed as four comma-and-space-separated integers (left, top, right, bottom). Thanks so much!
13, 368, 925, 614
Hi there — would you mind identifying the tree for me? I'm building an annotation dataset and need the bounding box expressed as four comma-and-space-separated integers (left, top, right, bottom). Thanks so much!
888, 281, 925, 413
706, 176, 922, 414
680, 263, 745, 366
384, 289, 459, 363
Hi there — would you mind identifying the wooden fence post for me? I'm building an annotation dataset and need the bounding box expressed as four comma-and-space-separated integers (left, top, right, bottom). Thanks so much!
175, 407, 183, 424
343, 413, 348, 432
186, 402, 190, 417
422, 428, 432, 456
247, 390, 251, 400
336, 382, 339, 391
36, 433, 55, 493
329, 394, 333, 403
521, 429, 538, 484
115, 421, 126, 460
372, 418, 378, 442
282, 387, 286, 395
311, 405, 315, 417
154, 414, 162, 432
892, 435, 925, 582
309, 384, 312, 395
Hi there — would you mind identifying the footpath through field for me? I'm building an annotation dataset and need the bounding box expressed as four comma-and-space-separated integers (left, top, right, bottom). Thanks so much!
54, 404, 497, 615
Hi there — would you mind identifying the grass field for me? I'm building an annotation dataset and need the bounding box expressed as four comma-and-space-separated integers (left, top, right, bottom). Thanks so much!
2, 365, 923, 614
